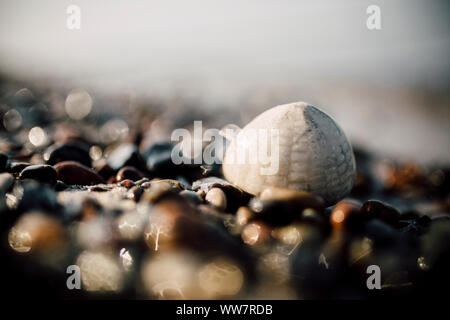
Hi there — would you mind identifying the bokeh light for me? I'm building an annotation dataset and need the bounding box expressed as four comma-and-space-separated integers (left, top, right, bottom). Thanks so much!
65, 89, 93, 120
28, 126, 47, 146
3, 108, 22, 131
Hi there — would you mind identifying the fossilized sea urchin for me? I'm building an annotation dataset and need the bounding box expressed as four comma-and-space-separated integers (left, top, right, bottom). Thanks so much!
222, 102, 356, 206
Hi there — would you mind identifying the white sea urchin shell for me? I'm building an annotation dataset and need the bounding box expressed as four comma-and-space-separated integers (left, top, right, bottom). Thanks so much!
222, 102, 356, 206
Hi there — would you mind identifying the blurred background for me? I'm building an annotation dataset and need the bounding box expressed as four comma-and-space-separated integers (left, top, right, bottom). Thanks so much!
0, 0, 449, 164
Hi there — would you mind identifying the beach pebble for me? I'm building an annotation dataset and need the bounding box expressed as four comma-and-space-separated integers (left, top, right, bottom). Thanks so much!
330, 199, 363, 231
205, 187, 227, 211
179, 190, 203, 205
0, 153, 8, 172
145, 142, 175, 174
107, 143, 145, 171
361, 200, 400, 226
45, 142, 91, 167
8, 161, 31, 175
19, 164, 57, 184
260, 187, 325, 212
54, 161, 104, 185
116, 166, 145, 182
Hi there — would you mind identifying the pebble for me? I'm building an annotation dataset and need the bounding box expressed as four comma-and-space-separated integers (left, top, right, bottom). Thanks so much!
54, 161, 105, 185
16, 181, 60, 213
107, 143, 146, 171
179, 190, 203, 205
0, 173, 14, 195
192, 177, 251, 212
8, 211, 65, 253
0, 153, 8, 172
130, 186, 144, 202
236, 206, 254, 226
260, 187, 325, 212
116, 166, 145, 182
205, 187, 227, 211
119, 179, 135, 188
330, 199, 363, 231
54, 180, 68, 192
248, 198, 303, 226
8, 161, 31, 175
93, 159, 116, 180
140, 180, 182, 203
0, 172, 14, 210
19, 164, 57, 184
241, 221, 271, 246
361, 200, 401, 226
45, 142, 91, 167
145, 142, 175, 175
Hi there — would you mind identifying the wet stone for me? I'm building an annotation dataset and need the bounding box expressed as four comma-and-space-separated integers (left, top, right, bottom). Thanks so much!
54, 161, 105, 185
116, 166, 145, 182
107, 143, 146, 171
19, 164, 57, 184
45, 142, 91, 167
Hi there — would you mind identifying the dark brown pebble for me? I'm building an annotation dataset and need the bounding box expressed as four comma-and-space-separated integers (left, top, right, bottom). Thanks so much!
94, 159, 116, 180
361, 200, 400, 226
116, 166, 144, 182
0, 153, 8, 172
119, 179, 135, 188
54, 161, 105, 185
19, 164, 57, 184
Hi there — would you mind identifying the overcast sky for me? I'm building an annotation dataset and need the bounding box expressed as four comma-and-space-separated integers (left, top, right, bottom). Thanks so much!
0, 0, 448, 94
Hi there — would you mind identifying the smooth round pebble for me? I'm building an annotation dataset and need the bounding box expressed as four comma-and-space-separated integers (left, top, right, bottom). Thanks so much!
205, 188, 227, 211
54, 161, 104, 185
